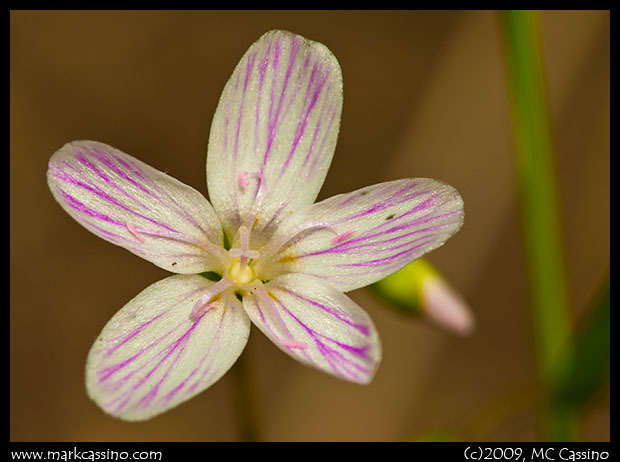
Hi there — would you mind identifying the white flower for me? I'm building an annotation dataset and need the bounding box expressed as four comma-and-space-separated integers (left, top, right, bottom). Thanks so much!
47, 30, 464, 421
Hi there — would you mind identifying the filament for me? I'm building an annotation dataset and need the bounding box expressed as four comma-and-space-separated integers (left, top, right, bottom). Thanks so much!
252, 281, 307, 350
239, 171, 266, 230
190, 275, 234, 320
133, 227, 229, 264
255, 221, 339, 268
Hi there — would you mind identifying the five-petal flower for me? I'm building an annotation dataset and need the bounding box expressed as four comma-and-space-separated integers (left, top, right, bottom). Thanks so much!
47, 30, 464, 421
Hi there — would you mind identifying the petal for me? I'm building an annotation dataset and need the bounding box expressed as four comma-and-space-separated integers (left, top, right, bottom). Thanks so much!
86, 275, 250, 421
47, 140, 226, 274
259, 178, 464, 292
207, 30, 343, 245
243, 273, 381, 384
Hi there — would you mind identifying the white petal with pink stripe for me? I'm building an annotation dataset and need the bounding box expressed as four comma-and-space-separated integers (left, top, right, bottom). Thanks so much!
47, 141, 226, 274
86, 275, 250, 421
207, 30, 343, 248
242, 273, 381, 384
256, 178, 464, 292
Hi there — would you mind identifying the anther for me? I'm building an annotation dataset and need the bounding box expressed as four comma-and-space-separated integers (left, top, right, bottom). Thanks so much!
332, 230, 354, 244
191, 301, 219, 321
281, 339, 308, 349
126, 223, 145, 242
238, 171, 266, 201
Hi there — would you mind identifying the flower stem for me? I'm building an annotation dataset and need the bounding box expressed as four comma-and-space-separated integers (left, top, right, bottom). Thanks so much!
499, 10, 574, 441
231, 348, 261, 442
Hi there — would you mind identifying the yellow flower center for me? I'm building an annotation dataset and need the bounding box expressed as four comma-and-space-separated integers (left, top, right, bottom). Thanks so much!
228, 259, 256, 286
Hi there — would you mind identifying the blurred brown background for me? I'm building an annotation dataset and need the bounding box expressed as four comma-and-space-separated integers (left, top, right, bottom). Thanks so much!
10, 10, 609, 441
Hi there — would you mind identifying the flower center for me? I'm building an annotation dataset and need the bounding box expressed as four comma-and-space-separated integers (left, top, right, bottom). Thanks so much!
228, 260, 256, 285
192, 219, 355, 321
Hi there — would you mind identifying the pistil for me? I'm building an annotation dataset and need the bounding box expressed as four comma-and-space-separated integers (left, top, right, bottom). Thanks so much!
229, 225, 259, 268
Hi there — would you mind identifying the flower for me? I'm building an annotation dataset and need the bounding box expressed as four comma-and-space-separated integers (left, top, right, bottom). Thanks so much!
47, 30, 464, 421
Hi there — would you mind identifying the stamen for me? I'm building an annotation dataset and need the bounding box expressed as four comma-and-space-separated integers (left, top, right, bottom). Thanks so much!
252, 281, 304, 349
229, 225, 259, 267
126, 223, 145, 242
129, 227, 229, 264
256, 221, 340, 268
332, 230, 354, 244
238, 173, 249, 188
191, 301, 219, 321
190, 276, 234, 320
239, 171, 266, 202
238, 171, 266, 230
281, 339, 308, 349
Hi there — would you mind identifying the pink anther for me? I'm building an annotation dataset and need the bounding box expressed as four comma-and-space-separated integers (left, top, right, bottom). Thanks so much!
281, 339, 308, 349
126, 223, 145, 242
189, 276, 234, 321
238, 171, 266, 197
238, 173, 249, 188
191, 301, 219, 321
332, 230, 354, 244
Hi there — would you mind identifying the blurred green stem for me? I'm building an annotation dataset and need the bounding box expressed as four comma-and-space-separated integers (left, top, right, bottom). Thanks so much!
500, 10, 574, 441
231, 349, 260, 442
554, 276, 610, 409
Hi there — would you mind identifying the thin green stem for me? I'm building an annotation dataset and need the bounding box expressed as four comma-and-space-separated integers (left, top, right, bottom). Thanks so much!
231, 348, 260, 442
500, 10, 574, 441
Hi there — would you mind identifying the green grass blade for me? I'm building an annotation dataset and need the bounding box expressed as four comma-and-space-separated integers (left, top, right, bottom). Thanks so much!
554, 276, 610, 409
500, 10, 573, 440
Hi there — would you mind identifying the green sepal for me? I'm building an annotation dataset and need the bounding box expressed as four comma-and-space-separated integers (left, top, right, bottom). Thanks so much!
369, 259, 438, 315
199, 271, 223, 282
